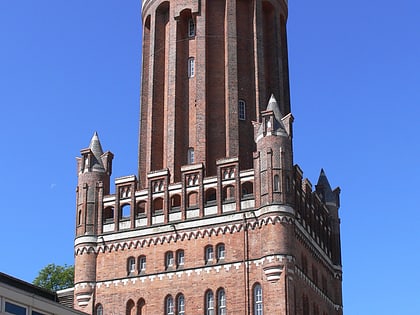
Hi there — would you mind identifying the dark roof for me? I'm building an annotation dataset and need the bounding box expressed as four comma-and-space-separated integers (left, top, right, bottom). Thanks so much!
0, 272, 57, 301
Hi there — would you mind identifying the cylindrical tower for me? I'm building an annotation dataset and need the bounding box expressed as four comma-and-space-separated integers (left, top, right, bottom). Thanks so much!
138, 0, 291, 186
74, 132, 113, 312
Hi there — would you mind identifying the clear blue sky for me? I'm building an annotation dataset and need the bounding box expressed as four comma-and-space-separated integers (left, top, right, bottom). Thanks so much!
0, 1, 419, 314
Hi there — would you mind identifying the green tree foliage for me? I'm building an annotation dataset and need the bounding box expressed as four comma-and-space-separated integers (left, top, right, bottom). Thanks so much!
33, 263, 74, 291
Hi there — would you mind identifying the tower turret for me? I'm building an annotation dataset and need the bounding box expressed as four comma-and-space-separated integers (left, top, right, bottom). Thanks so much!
253, 94, 294, 207
74, 132, 113, 312
316, 169, 342, 265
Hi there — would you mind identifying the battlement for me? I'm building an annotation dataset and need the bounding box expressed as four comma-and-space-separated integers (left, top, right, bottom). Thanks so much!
84, 160, 338, 263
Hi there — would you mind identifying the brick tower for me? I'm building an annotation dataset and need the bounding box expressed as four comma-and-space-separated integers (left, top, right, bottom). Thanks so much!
73, 0, 343, 314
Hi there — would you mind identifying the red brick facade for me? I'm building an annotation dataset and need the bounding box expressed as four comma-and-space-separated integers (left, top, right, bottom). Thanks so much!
74, 0, 343, 314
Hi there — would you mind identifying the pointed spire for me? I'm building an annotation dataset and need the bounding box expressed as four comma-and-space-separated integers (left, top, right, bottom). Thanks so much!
266, 94, 283, 121
316, 168, 336, 205
88, 132, 105, 171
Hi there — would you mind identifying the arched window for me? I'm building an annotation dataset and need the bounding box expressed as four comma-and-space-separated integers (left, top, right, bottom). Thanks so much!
165, 295, 174, 315
137, 298, 145, 315
205, 188, 217, 204
273, 175, 280, 192
170, 195, 181, 210
205, 245, 214, 263
216, 243, 225, 261
103, 206, 114, 222
153, 197, 164, 215
136, 201, 146, 217
126, 299, 135, 315
177, 294, 185, 315
205, 290, 215, 315
188, 18, 195, 37
188, 57, 195, 78
95, 304, 103, 315
121, 204, 131, 219
165, 251, 174, 269
253, 284, 263, 315
238, 99, 246, 120
217, 288, 226, 315
127, 257, 136, 274
187, 147, 195, 164
223, 185, 235, 202
138, 255, 146, 273
241, 181, 254, 199
78, 210, 82, 225
177, 249, 185, 267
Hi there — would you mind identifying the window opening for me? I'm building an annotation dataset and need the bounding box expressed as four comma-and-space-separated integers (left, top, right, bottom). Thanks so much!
217, 244, 225, 261
187, 147, 195, 164
166, 296, 174, 315
253, 284, 263, 315
188, 18, 196, 37
205, 246, 214, 263
218, 288, 226, 315
239, 100, 246, 120
206, 290, 215, 315
177, 250, 185, 267
188, 57, 195, 78
178, 294, 185, 315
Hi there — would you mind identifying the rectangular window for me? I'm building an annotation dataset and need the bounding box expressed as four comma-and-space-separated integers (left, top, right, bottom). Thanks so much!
32, 311, 48, 315
188, 18, 195, 37
238, 100, 246, 120
5, 301, 27, 315
188, 57, 195, 78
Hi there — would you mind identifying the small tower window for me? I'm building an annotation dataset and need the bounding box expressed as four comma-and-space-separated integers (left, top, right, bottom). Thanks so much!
177, 294, 185, 315
95, 304, 103, 315
205, 290, 214, 315
188, 57, 195, 78
205, 245, 214, 263
165, 295, 174, 315
177, 250, 185, 267
188, 18, 195, 37
166, 251, 174, 269
217, 288, 226, 315
187, 147, 195, 164
273, 175, 280, 192
139, 256, 146, 272
216, 243, 225, 261
127, 257, 136, 274
253, 284, 263, 315
238, 100, 246, 120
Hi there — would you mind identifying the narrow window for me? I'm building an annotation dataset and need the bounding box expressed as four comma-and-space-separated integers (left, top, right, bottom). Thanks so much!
188, 57, 195, 78
253, 284, 263, 315
205, 245, 214, 263
96, 304, 103, 315
177, 250, 185, 267
165, 295, 174, 315
217, 288, 226, 315
273, 175, 280, 192
238, 100, 246, 120
216, 244, 225, 261
188, 18, 196, 37
205, 290, 215, 315
139, 256, 146, 272
78, 210, 82, 225
128, 257, 136, 274
177, 294, 185, 315
166, 251, 174, 269
187, 147, 195, 164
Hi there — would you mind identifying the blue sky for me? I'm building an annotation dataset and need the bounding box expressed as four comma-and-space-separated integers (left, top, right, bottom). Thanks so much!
0, 1, 419, 314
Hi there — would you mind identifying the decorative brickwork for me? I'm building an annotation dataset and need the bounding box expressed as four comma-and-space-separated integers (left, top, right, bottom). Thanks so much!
73, 0, 343, 314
